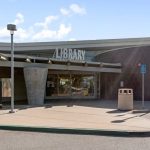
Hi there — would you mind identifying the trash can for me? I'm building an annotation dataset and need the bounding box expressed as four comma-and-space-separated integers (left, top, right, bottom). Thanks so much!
118, 88, 133, 110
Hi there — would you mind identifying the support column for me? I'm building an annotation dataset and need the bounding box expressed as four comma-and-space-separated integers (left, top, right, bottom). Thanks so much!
24, 67, 48, 105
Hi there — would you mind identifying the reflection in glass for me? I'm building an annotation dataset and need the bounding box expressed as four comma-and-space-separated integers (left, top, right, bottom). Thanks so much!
46, 75, 58, 96
58, 75, 71, 96
46, 73, 95, 97
2, 78, 11, 97
71, 75, 94, 97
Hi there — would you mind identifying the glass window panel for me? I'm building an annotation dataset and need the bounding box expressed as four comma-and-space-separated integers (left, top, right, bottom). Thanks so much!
46, 73, 95, 98
2, 78, 11, 97
58, 74, 71, 96
46, 75, 58, 96
71, 74, 94, 97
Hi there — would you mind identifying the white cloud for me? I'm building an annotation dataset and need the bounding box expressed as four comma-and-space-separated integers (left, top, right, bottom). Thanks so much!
32, 23, 72, 41
60, 4, 86, 16
70, 4, 86, 15
60, 8, 70, 16
14, 28, 30, 42
0, 13, 28, 42
0, 4, 86, 42
34, 15, 58, 29
33, 15, 72, 41
0, 13, 25, 41
57, 24, 72, 38
0, 10, 73, 42
32, 30, 56, 40
14, 13, 24, 25
0, 27, 9, 38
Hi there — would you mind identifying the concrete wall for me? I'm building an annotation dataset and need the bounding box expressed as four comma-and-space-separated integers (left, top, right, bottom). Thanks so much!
24, 67, 48, 105
95, 46, 150, 100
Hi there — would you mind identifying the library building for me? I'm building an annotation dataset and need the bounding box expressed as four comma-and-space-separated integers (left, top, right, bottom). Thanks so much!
0, 37, 150, 105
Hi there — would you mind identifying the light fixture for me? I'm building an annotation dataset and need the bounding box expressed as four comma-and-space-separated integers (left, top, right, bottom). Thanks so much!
100, 62, 103, 67
67, 60, 71, 66
0, 55, 7, 61
84, 61, 88, 67
26, 57, 31, 62
48, 59, 52, 64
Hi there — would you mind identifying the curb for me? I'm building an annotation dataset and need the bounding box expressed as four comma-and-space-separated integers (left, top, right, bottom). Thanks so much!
0, 125, 150, 137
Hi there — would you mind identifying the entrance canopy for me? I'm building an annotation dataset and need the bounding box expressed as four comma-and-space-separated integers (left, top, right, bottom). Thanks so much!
0, 53, 122, 73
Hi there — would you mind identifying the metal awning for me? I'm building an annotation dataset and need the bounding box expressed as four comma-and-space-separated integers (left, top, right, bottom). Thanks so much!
0, 53, 122, 73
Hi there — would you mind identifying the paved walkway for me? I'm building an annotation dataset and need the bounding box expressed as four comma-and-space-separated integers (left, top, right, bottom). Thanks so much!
0, 100, 150, 133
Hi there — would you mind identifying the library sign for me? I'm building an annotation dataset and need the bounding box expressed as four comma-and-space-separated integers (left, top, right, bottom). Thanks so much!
54, 48, 85, 61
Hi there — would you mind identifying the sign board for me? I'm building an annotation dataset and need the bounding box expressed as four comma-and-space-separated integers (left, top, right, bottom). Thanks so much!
140, 64, 146, 74
53, 48, 85, 61
139, 63, 146, 108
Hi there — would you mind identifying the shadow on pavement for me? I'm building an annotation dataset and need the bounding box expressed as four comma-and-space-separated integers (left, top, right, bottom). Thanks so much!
107, 109, 128, 114
2, 99, 150, 114
111, 115, 139, 123
111, 120, 125, 123
44, 99, 118, 109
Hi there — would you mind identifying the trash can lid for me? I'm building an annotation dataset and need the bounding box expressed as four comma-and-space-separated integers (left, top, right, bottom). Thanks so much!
118, 88, 133, 94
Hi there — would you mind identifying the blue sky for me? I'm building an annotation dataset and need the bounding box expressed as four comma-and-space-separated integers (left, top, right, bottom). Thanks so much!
1, 0, 150, 42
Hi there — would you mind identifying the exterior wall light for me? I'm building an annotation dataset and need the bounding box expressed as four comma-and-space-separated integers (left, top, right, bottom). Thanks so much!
84, 61, 88, 67
0, 55, 7, 61
48, 59, 52, 64
100, 63, 103, 67
26, 57, 31, 63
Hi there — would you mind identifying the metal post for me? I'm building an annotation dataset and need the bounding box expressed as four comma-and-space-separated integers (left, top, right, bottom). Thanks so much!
142, 73, 145, 108
10, 33, 15, 113
57, 74, 59, 95
139, 64, 146, 109
70, 72, 72, 96
99, 73, 101, 99
0, 79, 2, 108
94, 73, 96, 98
7, 24, 16, 113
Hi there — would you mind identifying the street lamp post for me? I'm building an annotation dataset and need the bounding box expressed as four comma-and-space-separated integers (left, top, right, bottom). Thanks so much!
7, 24, 17, 113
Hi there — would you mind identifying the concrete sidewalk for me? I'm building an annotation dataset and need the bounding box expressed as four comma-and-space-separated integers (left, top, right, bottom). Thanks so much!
0, 100, 150, 135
